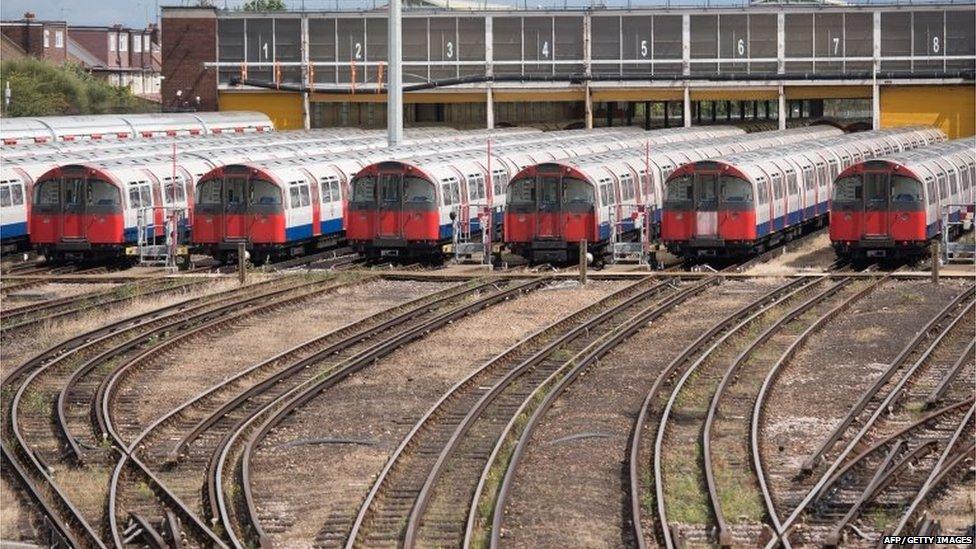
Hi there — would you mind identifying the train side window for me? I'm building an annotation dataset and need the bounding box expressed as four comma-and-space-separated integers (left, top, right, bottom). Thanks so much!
319, 179, 332, 203
492, 172, 507, 197
467, 174, 485, 201
128, 186, 143, 209
11, 184, 23, 205
786, 172, 798, 195
441, 183, 453, 206
451, 182, 461, 205
330, 179, 341, 201
289, 186, 302, 208
890, 176, 922, 203
299, 185, 311, 207
0, 185, 10, 207
599, 182, 610, 206
948, 172, 958, 195
803, 168, 814, 191
140, 184, 152, 208
772, 176, 783, 200
926, 180, 936, 204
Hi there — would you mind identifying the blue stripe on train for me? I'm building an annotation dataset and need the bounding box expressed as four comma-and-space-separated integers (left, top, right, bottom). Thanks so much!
285, 223, 313, 241
318, 217, 343, 236
0, 221, 27, 240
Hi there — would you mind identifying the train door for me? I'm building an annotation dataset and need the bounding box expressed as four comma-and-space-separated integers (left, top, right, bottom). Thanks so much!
862, 171, 889, 238
319, 175, 343, 234
222, 175, 247, 240
287, 180, 313, 239
60, 174, 85, 239
693, 172, 719, 238
536, 175, 561, 239
377, 173, 403, 238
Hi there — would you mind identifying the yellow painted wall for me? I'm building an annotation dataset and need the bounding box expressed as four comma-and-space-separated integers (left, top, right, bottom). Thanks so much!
880, 85, 976, 139
218, 91, 304, 130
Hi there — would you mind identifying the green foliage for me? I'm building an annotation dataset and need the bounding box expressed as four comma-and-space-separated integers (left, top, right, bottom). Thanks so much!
241, 0, 286, 11
0, 57, 157, 117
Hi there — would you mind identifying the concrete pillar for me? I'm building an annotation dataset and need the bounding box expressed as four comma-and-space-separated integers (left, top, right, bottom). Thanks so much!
585, 83, 593, 129
301, 15, 311, 130
684, 87, 692, 127
486, 86, 495, 129
387, 0, 403, 145
872, 11, 881, 130
778, 86, 786, 130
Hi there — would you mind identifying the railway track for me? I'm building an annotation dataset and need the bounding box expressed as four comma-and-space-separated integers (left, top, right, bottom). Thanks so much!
767, 284, 976, 545
338, 275, 703, 548
0, 274, 353, 547
1, 265, 110, 294
617, 266, 892, 548
104, 276, 546, 548
0, 277, 206, 336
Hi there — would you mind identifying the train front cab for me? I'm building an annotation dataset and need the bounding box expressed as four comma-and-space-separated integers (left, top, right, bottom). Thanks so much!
830, 162, 929, 260
662, 163, 757, 259
30, 166, 125, 260
504, 166, 597, 264
194, 167, 290, 263
348, 164, 441, 261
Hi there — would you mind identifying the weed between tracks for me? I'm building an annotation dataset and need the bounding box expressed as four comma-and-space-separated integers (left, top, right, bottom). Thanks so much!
662, 444, 710, 525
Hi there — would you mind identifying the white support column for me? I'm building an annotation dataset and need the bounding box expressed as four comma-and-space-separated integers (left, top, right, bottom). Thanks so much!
776, 12, 785, 75
682, 14, 691, 128
872, 11, 881, 130
778, 85, 786, 130
683, 86, 691, 128
301, 15, 310, 130
584, 13, 593, 129
387, 0, 403, 146
486, 16, 494, 129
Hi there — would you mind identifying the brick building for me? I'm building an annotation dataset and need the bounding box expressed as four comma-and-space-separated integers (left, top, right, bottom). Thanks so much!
0, 13, 162, 100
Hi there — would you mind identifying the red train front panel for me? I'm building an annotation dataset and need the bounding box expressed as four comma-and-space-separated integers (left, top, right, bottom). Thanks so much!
193, 167, 288, 254
347, 163, 442, 258
661, 163, 758, 258
830, 163, 929, 259
30, 166, 126, 254
504, 166, 598, 263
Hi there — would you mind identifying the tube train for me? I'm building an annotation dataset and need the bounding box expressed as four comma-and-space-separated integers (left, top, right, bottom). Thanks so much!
347, 126, 745, 261
193, 128, 647, 263
831, 137, 976, 261
0, 111, 273, 146
661, 126, 946, 259
9, 127, 513, 257
503, 126, 842, 264
27, 128, 537, 261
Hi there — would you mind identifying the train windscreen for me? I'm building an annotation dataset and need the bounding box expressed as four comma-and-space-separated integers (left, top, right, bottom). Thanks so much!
351, 175, 377, 204
719, 176, 752, 203
832, 176, 862, 202
665, 175, 694, 203
562, 178, 593, 205
890, 175, 923, 203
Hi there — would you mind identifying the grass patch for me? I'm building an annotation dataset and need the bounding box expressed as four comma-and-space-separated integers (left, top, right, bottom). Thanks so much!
662, 448, 711, 525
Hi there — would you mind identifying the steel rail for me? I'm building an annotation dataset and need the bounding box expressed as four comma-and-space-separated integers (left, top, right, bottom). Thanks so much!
97, 279, 352, 548
51, 277, 341, 463
748, 270, 896, 548
97, 279, 365, 547
800, 286, 976, 473
219, 278, 548, 548
0, 278, 204, 336
652, 275, 830, 548
778, 291, 976, 536
624, 277, 811, 549
2, 280, 292, 548
485, 279, 720, 549
887, 405, 976, 541
344, 276, 669, 549
168, 280, 484, 462
702, 276, 855, 546
925, 339, 975, 408
106, 284, 480, 544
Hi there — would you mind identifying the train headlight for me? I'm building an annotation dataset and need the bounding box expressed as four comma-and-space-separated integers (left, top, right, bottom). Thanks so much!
900, 213, 910, 221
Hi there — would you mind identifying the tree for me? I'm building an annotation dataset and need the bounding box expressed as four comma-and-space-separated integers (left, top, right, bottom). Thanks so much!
242, 0, 286, 11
